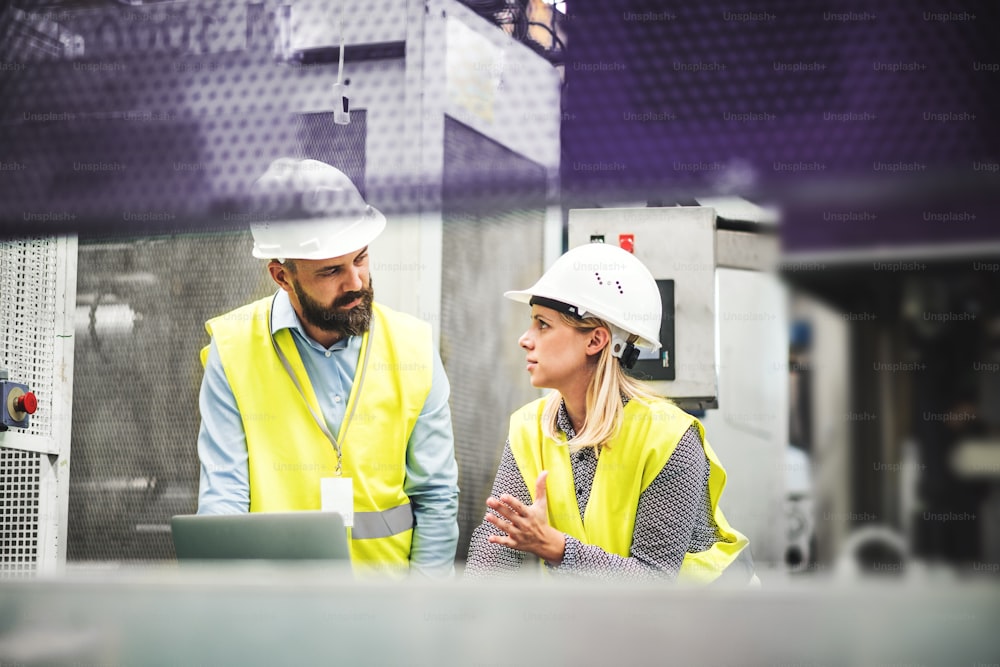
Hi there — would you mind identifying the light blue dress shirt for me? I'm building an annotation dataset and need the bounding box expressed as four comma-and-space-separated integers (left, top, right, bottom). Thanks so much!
197, 290, 459, 576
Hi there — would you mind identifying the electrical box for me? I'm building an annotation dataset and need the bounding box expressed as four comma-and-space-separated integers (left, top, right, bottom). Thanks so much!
569, 207, 717, 410
278, 0, 408, 63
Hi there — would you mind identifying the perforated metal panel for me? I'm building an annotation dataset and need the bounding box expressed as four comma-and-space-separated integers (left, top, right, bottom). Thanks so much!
68, 233, 268, 562
0, 236, 77, 576
296, 112, 367, 194
1, 239, 55, 576
0, 238, 59, 440
440, 117, 547, 560
0, 448, 41, 576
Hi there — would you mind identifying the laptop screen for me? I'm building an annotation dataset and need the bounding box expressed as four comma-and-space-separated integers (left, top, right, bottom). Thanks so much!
171, 512, 350, 562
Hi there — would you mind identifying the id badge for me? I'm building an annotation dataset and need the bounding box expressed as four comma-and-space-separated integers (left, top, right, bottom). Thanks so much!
320, 477, 354, 527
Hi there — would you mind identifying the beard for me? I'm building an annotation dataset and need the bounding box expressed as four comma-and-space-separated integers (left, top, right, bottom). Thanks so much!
292, 276, 374, 338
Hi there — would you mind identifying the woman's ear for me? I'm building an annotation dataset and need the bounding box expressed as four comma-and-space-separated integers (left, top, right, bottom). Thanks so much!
585, 326, 611, 357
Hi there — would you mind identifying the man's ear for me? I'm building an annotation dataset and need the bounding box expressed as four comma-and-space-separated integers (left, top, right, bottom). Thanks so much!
585, 326, 611, 357
267, 260, 293, 293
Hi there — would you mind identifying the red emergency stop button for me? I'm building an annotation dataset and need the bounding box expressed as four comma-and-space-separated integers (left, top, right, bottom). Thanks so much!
619, 234, 635, 253
15, 392, 37, 415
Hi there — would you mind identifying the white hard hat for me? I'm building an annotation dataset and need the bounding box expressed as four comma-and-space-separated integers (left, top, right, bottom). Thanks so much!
505, 243, 662, 367
248, 158, 385, 260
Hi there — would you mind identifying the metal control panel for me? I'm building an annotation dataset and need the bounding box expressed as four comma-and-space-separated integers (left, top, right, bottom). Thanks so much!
569, 207, 717, 410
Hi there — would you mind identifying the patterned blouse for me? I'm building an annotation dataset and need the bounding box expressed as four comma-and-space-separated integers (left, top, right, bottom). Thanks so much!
464, 399, 721, 580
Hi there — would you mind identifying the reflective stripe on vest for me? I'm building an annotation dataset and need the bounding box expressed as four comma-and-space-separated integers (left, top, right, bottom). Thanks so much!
352, 503, 415, 540
508, 396, 751, 584
204, 298, 433, 570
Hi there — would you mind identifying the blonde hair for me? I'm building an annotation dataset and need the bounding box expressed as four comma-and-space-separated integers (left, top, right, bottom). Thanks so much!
541, 313, 661, 454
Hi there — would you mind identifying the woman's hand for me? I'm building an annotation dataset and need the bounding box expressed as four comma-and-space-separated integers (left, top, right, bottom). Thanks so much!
485, 470, 566, 565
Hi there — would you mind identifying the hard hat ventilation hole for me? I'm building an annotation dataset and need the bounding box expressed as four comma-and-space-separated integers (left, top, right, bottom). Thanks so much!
615, 280, 623, 294
595, 272, 602, 285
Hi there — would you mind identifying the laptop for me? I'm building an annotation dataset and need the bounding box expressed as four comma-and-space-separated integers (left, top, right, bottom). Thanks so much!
171, 511, 351, 562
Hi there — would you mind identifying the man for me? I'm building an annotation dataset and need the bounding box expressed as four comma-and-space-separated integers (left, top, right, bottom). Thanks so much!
196, 158, 459, 577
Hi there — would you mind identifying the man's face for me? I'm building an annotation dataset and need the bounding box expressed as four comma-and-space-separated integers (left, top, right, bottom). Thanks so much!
282, 246, 374, 339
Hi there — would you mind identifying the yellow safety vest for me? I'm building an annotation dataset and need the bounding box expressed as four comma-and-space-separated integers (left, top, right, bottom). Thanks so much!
508, 396, 750, 583
202, 297, 433, 574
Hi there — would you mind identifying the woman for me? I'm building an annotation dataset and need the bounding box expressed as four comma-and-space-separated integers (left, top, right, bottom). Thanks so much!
465, 243, 755, 583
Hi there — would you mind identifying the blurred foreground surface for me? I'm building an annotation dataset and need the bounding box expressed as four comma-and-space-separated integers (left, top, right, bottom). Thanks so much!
0, 564, 997, 666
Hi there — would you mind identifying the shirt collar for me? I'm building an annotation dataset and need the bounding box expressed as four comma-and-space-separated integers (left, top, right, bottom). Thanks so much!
557, 394, 632, 440
270, 289, 352, 352
556, 400, 577, 440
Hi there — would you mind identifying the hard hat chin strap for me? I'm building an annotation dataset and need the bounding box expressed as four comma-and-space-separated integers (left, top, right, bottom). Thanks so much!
610, 330, 641, 369
621, 342, 640, 369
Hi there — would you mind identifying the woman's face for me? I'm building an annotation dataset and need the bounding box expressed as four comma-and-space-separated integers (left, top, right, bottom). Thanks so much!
518, 305, 597, 391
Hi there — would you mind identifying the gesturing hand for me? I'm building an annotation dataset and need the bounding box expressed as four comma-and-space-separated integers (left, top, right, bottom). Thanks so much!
485, 470, 566, 565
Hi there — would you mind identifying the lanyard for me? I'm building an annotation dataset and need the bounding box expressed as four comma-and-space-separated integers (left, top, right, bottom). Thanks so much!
266, 293, 374, 476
